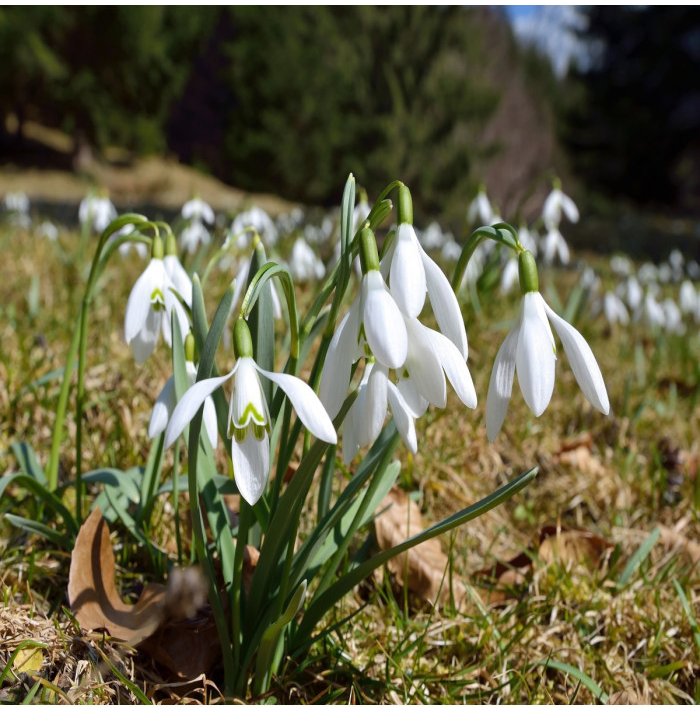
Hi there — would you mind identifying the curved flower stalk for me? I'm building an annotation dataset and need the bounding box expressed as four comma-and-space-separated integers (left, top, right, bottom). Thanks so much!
165, 319, 336, 505
124, 234, 189, 364
486, 250, 609, 441
381, 184, 469, 358
149, 334, 217, 448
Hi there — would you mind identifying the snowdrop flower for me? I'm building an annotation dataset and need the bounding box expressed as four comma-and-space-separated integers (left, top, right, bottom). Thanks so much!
124, 235, 189, 364
542, 179, 579, 227
4, 191, 29, 214
687, 260, 700, 280
679, 280, 698, 317
603, 291, 629, 327
486, 250, 609, 441
637, 262, 658, 285
181, 196, 215, 226
180, 218, 211, 254
165, 320, 336, 505
610, 255, 632, 277
382, 185, 468, 357
37, 220, 59, 242
542, 225, 570, 266
467, 185, 493, 226
658, 263, 673, 284
231, 206, 279, 247
417, 222, 447, 251
642, 290, 665, 330
288, 238, 325, 282
79, 191, 117, 233
441, 237, 462, 262
321, 227, 408, 419
662, 297, 684, 334
163, 232, 192, 306
149, 334, 217, 448
619, 275, 643, 312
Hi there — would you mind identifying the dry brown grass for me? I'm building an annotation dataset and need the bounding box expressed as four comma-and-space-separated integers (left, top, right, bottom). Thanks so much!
1, 220, 699, 703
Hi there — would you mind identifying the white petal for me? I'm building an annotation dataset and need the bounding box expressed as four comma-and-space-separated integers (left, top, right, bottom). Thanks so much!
397, 377, 428, 417
148, 376, 176, 439
257, 365, 337, 444
124, 259, 162, 343
232, 429, 270, 505
232, 358, 268, 429
319, 300, 361, 418
164, 255, 193, 306
390, 224, 426, 318
131, 308, 161, 365
544, 303, 610, 414
203, 396, 219, 448
516, 293, 556, 417
362, 270, 407, 369
542, 190, 560, 227
379, 235, 397, 282
341, 395, 362, 466
363, 363, 388, 448
485, 318, 521, 441
164, 371, 234, 448
387, 382, 417, 453
560, 193, 579, 223
425, 329, 477, 409
403, 318, 446, 408
421, 247, 468, 358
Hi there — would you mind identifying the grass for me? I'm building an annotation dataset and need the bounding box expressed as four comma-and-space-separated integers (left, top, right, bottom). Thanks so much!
1, 216, 699, 703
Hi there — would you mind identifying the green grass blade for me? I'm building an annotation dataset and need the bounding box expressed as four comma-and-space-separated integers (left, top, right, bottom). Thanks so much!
10, 441, 46, 484
534, 659, 609, 704
617, 527, 660, 587
5, 514, 71, 549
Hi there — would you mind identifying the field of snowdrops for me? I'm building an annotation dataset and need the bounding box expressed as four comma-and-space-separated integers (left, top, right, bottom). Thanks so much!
1, 180, 699, 704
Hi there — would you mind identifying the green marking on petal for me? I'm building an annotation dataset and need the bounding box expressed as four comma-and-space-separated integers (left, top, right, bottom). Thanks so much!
150, 287, 165, 310
238, 402, 266, 427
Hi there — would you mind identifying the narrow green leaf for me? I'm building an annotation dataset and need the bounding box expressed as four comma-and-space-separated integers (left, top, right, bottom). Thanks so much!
533, 660, 608, 703
10, 441, 46, 484
81, 467, 141, 503
618, 527, 660, 587
673, 579, 700, 655
5, 515, 71, 549
293, 466, 537, 646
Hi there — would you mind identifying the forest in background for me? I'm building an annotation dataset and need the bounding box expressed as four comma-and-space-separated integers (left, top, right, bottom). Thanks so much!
2, 6, 700, 251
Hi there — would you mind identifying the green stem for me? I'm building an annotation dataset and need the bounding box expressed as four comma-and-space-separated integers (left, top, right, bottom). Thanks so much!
314, 431, 400, 599
232, 499, 252, 687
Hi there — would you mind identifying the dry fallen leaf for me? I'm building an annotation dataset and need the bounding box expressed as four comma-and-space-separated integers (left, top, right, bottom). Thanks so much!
12, 647, 44, 676
374, 488, 467, 606
537, 525, 613, 568
68, 507, 168, 645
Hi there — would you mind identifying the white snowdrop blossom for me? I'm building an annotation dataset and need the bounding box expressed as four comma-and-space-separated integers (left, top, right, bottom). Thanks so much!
180, 219, 211, 254
610, 255, 632, 277
642, 290, 665, 330
500, 256, 519, 294
382, 221, 468, 357
181, 197, 215, 225
288, 238, 325, 282
165, 324, 336, 505
3, 191, 29, 214
231, 206, 279, 247
441, 237, 462, 262
619, 275, 643, 312
164, 253, 193, 306
149, 360, 218, 449
112, 223, 148, 259
79, 193, 117, 233
37, 220, 59, 242
603, 291, 630, 327
486, 289, 609, 441
679, 280, 698, 318
542, 185, 579, 227
467, 187, 493, 226
662, 297, 684, 334
124, 246, 189, 365
542, 225, 570, 266
637, 262, 658, 285
517, 224, 538, 257
320, 268, 408, 419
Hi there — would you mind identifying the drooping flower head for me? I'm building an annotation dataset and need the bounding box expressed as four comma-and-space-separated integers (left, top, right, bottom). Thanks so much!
124, 233, 189, 364
486, 250, 609, 440
165, 319, 336, 505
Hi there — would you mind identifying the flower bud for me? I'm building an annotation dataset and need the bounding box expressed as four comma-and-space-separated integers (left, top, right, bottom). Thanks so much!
185, 332, 196, 362
518, 250, 539, 294
151, 233, 164, 260
397, 184, 413, 226
359, 227, 380, 274
233, 318, 254, 359
165, 230, 178, 257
